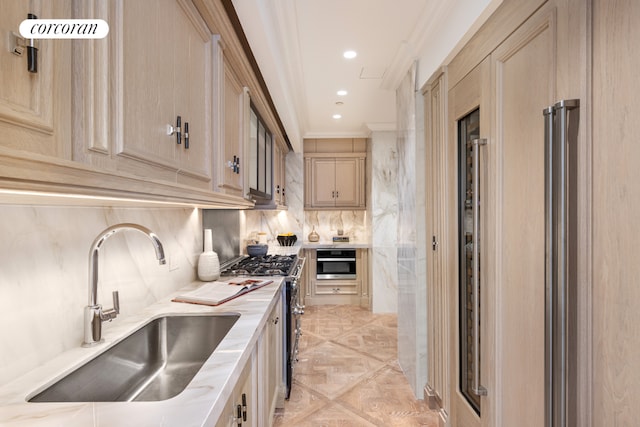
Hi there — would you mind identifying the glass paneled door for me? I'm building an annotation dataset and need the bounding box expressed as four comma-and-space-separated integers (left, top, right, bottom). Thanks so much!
458, 108, 481, 415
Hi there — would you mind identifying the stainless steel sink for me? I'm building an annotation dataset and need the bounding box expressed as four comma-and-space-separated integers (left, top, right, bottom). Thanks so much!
29, 313, 240, 402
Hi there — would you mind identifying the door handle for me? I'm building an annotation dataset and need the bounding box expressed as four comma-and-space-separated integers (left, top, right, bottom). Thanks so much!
471, 138, 487, 397
544, 99, 579, 427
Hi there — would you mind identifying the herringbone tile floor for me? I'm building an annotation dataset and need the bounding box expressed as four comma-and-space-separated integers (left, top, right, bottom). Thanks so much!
273, 305, 438, 426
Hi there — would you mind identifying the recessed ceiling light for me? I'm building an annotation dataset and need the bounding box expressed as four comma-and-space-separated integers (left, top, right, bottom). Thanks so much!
332, 114, 342, 119
337, 90, 348, 96
343, 50, 357, 59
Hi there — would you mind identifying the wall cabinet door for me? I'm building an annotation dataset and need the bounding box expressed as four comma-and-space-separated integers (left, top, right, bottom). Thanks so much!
273, 143, 287, 206
0, 0, 71, 159
311, 158, 336, 207
307, 157, 365, 208
74, 0, 213, 188
117, 0, 212, 185
215, 48, 246, 197
334, 158, 360, 206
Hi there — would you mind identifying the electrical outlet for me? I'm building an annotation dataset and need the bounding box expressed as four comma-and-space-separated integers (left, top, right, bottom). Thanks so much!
168, 255, 179, 272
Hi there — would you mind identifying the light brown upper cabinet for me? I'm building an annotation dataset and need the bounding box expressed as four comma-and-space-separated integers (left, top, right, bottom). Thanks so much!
73, 0, 214, 190
273, 142, 287, 207
304, 138, 366, 209
214, 36, 247, 198
0, 1, 72, 159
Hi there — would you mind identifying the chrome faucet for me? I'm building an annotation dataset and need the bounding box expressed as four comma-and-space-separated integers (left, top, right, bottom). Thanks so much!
82, 223, 166, 347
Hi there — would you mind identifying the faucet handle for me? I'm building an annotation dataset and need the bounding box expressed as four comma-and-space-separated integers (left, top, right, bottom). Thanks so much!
100, 291, 119, 322
112, 291, 120, 315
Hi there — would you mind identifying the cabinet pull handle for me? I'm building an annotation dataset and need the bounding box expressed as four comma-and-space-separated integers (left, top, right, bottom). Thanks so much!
241, 393, 247, 421
176, 116, 182, 145
26, 14, 38, 73
471, 138, 487, 397
229, 155, 240, 174
184, 122, 189, 149
167, 117, 182, 144
236, 404, 242, 426
11, 14, 39, 73
543, 99, 579, 427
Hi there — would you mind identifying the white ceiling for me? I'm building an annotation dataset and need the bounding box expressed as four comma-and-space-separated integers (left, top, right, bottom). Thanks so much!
231, 0, 498, 152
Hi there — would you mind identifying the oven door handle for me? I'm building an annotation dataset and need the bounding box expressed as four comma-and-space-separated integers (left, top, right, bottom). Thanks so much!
317, 257, 356, 262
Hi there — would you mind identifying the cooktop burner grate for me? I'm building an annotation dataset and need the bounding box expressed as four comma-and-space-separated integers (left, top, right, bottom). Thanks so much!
221, 254, 296, 277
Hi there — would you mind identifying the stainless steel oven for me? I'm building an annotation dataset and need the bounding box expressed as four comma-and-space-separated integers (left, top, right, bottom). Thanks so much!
316, 249, 356, 280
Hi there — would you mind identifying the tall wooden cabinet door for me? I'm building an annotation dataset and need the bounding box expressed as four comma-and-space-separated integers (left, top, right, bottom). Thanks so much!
425, 71, 449, 419
0, 1, 71, 158
335, 158, 360, 207
311, 158, 336, 206
488, 5, 556, 426
446, 56, 491, 427
592, 0, 640, 425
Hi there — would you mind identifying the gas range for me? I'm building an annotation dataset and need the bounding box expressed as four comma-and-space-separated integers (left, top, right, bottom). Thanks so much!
220, 252, 305, 400
220, 254, 297, 277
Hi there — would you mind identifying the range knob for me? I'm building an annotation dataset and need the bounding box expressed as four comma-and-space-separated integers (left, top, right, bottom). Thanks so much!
292, 304, 305, 315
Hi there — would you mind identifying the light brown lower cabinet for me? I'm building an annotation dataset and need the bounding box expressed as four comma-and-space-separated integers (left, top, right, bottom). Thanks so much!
215, 297, 283, 427
215, 355, 254, 427
303, 249, 370, 308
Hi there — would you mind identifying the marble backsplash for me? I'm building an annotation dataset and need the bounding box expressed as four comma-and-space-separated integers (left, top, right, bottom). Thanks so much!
245, 209, 370, 245
0, 205, 201, 386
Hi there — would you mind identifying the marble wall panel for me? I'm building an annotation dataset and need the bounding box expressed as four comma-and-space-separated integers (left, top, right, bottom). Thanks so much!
0, 206, 200, 385
396, 63, 428, 397
370, 131, 399, 313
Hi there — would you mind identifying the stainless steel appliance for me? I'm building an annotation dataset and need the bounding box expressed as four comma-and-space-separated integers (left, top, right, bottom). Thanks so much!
220, 253, 306, 400
316, 249, 356, 280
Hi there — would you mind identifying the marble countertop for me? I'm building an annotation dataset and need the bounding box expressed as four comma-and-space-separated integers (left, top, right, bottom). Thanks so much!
0, 277, 284, 427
